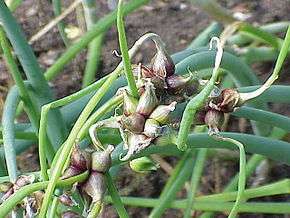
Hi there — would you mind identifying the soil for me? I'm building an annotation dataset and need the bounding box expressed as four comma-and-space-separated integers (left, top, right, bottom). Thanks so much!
1, 0, 290, 217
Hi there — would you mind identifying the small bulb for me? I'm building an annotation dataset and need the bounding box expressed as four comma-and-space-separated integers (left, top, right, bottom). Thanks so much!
59, 193, 76, 207
166, 75, 193, 94
136, 81, 158, 117
70, 146, 91, 171
149, 101, 177, 124
151, 40, 175, 78
91, 145, 114, 173
204, 109, 224, 135
83, 171, 106, 203
123, 90, 138, 116
215, 88, 241, 112
120, 113, 146, 133
14, 175, 35, 190
62, 166, 83, 180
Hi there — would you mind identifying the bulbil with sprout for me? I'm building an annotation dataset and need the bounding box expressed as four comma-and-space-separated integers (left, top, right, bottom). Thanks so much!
133, 37, 198, 102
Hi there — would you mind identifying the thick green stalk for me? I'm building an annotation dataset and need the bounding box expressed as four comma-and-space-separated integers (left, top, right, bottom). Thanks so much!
149, 151, 195, 218
106, 196, 290, 214
117, 0, 138, 97
1, 87, 19, 182
0, 27, 39, 127
188, 22, 222, 49
189, 0, 236, 24
110, 132, 290, 166
233, 106, 290, 132
105, 173, 129, 218
183, 148, 207, 218
197, 179, 290, 202
228, 21, 289, 46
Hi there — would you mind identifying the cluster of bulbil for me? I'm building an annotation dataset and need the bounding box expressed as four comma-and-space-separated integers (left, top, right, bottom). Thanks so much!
0, 36, 248, 217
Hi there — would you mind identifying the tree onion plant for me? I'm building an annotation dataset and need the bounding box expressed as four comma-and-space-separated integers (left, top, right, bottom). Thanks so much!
0, 0, 290, 217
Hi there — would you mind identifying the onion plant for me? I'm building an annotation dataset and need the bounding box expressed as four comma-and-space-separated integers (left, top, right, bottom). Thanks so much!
0, 0, 290, 217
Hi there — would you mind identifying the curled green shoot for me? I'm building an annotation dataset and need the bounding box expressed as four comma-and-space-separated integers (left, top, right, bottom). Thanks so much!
177, 37, 224, 150
214, 136, 246, 218
239, 25, 290, 103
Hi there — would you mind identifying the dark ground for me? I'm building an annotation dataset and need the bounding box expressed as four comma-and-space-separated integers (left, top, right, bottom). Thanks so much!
1, 0, 290, 217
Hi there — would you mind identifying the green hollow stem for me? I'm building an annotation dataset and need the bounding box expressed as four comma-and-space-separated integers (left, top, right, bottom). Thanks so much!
0, 171, 88, 217
188, 22, 222, 49
1, 87, 19, 182
149, 151, 195, 218
229, 21, 290, 46
105, 172, 129, 218
48, 197, 59, 218
38, 70, 120, 217
196, 179, 290, 203
189, 0, 236, 24
220, 137, 246, 218
232, 106, 290, 132
106, 196, 290, 214
238, 23, 282, 50
0, 26, 39, 128
183, 148, 207, 218
199, 126, 287, 218
52, 0, 70, 47
0, 130, 37, 141
241, 47, 278, 64
81, 0, 104, 87
117, 0, 138, 98
110, 132, 290, 166
39, 105, 55, 181
44, 0, 149, 81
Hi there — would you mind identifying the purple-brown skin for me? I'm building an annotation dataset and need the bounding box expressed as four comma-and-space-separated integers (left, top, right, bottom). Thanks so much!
151, 42, 175, 78
61, 165, 83, 180
59, 193, 76, 207
120, 113, 146, 133
215, 88, 241, 113
62, 211, 83, 218
82, 171, 106, 203
70, 146, 90, 171
204, 109, 224, 132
